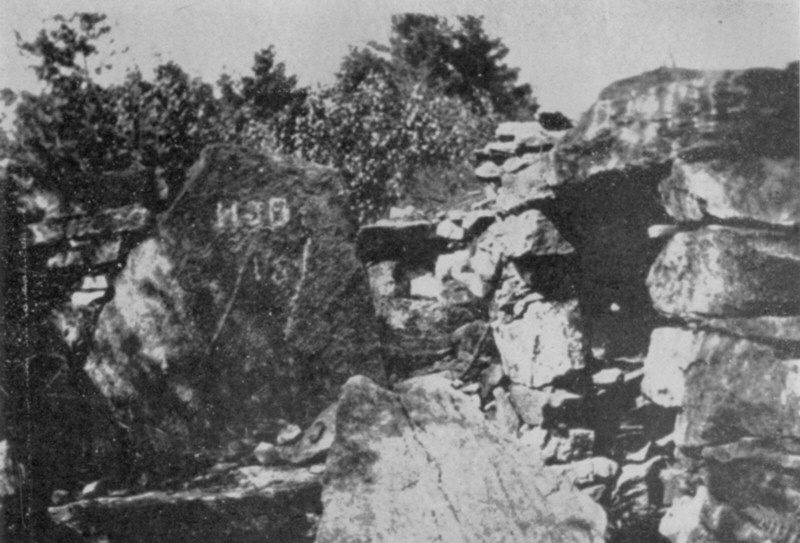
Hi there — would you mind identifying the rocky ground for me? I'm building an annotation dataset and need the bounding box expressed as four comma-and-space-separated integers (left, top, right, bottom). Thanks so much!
4, 62, 797, 542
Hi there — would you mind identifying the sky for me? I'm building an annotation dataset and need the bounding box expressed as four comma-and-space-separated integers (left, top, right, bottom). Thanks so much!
1, 0, 798, 120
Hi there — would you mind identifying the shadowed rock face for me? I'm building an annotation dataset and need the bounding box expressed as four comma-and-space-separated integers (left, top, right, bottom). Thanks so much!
49, 465, 323, 543
87, 145, 384, 453
317, 375, 607, 543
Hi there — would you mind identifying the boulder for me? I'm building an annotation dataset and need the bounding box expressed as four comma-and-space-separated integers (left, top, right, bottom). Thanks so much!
409, 274, 444, 300
278, 402, 338, 465
661, 156, 800, 226
496, 153, 559, 211
495, 121, 561, 151
548, 457, 620, 489
253, 442, 281, 466
316, 376, 606, 543
642, 327, 800, 446
508, 384, 550, 426
366, 261, 399, 300
470, 243, 501, 281
486, 209, 574, 260
87, 145, 384, 451
556, 64, 799, 182
493, 299, 587, 388
435, 219, 465, 240
647, 226, 800, 318
474, 161, 503, 180
659, 486, 716, 543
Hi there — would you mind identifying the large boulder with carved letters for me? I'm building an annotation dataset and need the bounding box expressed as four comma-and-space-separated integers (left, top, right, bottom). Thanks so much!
87, 145, 384, 451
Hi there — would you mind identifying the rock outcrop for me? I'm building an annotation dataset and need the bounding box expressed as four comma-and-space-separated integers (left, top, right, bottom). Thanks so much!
553, 63, 799, 542
39, 61, 798, 542
87, 145, 384, 455
316, 375, 607, 543
352, 62, 798, 542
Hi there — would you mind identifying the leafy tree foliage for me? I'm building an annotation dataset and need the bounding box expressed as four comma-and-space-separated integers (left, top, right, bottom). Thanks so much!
2, 13, 306, 212
285, 73, 493, 222
389, 14, 537, 118
280, 13, 541, 221
240, 47, 308, 122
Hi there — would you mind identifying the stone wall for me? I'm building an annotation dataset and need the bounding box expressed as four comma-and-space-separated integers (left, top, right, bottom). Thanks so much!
356, 62, 799, 542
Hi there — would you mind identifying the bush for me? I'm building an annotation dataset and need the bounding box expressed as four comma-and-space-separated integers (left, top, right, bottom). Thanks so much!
284, 74, 494, 222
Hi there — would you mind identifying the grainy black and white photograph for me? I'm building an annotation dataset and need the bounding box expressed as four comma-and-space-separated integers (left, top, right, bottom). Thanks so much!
0, 0, 798, 541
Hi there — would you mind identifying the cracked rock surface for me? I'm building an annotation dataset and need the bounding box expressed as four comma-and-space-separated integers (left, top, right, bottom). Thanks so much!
316, 375, 607, 543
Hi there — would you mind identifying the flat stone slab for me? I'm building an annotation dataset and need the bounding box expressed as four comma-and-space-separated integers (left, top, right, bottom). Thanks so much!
647, 225, 800, 318
50, 466, 322, 543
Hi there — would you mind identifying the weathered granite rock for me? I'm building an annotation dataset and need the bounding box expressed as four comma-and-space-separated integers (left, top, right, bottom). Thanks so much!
642, 327, 800, 446
474, 161, 503, 180
486, 209, 575, 260
508, 384, 550, 426
277, 402, 338, 466
493, 299, 587, 387
556, 64, 799, 182
366, 261, 399, 300
647, 226, 800, 318
496, 153, 559, 211
659, 486, 716, 543
317, 375, 606, 543
496, 121, 561, 149
409, 274, 445, 299
661, 157, 800, 226
87, 145, 384, 451
550, 457, 620, 489
470, 240, 501, 281
435, 219, 465, 240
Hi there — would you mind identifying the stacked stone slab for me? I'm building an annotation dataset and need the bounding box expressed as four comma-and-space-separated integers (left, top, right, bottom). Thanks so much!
356, 122, 613, 502
473, 121, 567, 210
556, 64, 799, 542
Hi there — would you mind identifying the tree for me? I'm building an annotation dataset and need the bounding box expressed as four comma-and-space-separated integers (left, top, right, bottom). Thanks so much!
388, 14, 538, 118
240, 47, 307, 122
5, 13, 131, 209
287, 70, 493, 222
113, 62, 224, 200
280, 13, 532, 222
3, 13, 308, 211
